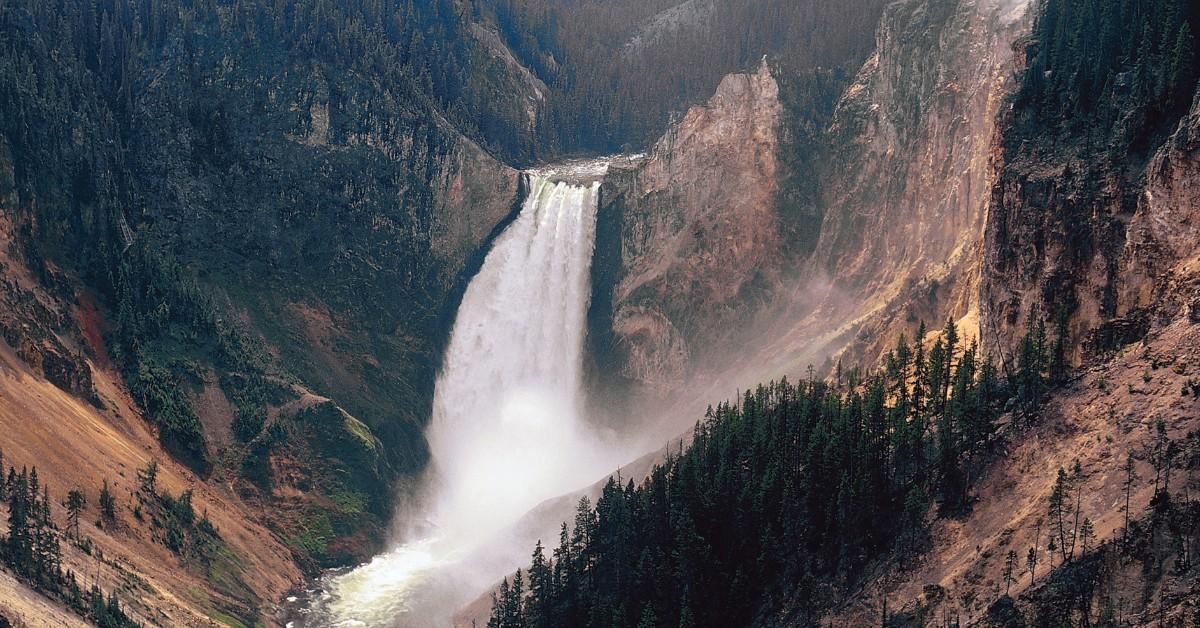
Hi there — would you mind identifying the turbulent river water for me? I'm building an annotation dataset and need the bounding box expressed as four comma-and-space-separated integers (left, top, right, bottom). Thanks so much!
297, 167, 620, 627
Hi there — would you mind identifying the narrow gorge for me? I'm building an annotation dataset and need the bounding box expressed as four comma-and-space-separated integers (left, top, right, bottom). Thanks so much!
0, 0, 1197, 626
299, 168, 626, 627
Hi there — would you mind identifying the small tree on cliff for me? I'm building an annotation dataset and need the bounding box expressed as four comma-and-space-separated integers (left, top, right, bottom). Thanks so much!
65, 488, 86, 539
137, 459, 158, 497
1003, 549, 1018, 595
99, 479, 117, 527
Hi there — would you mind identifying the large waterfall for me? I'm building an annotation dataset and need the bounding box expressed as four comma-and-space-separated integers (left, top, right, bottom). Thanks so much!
303, 171, 617, 627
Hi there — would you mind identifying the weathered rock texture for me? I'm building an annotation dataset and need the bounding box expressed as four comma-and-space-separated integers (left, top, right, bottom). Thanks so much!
799, 0, 1030, 365
1117, 90, 1200, 321
591, 0, 1032, 411
982, 54, 1200, 366
591, 60, 783, 397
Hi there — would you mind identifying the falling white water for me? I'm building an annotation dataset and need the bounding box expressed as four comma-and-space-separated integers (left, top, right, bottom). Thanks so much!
303, 171, 617, 627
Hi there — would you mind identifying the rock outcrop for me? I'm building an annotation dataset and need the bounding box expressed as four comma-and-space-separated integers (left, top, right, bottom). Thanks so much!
798, 0, 1030, 365
983, 86, 1200, 368
1117, 89, 1200, 321
591, 59, 783, 399
591, 0, 1032, 416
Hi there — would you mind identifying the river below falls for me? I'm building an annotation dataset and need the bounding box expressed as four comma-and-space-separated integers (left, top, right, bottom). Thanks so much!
282, 159, 638, 627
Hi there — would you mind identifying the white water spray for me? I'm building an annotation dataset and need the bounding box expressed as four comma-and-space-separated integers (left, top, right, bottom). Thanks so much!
306, 171, 616, 627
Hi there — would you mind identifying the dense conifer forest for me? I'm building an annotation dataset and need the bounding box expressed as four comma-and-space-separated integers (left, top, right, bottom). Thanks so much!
488, 320, 1044, 626
1013, 0, 1199, 157
0, 451, 138, 627
489, 0, 889, 154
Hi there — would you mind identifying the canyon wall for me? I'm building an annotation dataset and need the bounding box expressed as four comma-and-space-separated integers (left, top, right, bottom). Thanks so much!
591, 0, 1032, 414
591, 59, 783, 400
984, 85, 1200, 363
799, 0, 1030, 363
827, 82, 1200, 626
0, 3, 535, 623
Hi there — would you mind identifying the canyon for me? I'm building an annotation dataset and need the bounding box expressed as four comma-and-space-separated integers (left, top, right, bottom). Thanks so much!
0, 0, 1197, 625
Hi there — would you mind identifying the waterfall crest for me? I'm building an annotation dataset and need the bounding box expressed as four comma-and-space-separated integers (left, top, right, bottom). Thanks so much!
309, 173, 611, 627
425, 175, 603, 541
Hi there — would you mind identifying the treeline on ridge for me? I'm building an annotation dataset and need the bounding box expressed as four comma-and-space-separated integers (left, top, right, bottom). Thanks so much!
486, 0, 889, 155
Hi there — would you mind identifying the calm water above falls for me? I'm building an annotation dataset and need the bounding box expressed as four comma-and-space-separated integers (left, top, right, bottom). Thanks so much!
299, 172, 618, 627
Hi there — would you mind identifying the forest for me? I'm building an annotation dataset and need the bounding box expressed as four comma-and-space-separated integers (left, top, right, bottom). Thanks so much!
487, 0, 889, 155
489, 319, 1033, 626
0, 451, 139, 627
1012, 0, 1198, 159
490, 314, 1200, 626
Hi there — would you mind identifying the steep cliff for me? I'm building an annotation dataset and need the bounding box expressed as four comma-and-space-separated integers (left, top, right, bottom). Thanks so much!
591, 0, 1031, 417
1119, 90, 1200, 323
982, 0, 1200, 365
0, 1, 533, 623
822, 87, 1200, 625
591, 60, 783, 399
799, 0, 1030, 364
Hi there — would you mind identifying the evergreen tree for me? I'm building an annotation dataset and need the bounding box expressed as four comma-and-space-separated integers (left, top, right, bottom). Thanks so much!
137, 460, 158, 497
1016, 306, 1048, 415
1048, 309, 1069, 385
99, 480, 117, 527
66, 488, 86, 540
489, 324, 1032, 626
527, 540, 553, 628
1003, 549, 1017, 596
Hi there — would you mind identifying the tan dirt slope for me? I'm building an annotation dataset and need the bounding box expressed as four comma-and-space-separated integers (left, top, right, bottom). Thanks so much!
826, 315, 1200, 625
0, 332, 302, 624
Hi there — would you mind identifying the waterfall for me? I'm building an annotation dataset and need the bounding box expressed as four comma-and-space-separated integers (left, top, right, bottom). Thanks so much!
304, 172, 614, 627
424, 175, 604, 542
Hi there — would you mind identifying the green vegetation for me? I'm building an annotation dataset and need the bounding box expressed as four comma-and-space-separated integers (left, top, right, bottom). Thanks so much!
1016, 0, 1199, 157
489, 308, 1077, 626
487, 319, 1035, 627
492, 0, 888, 155
0, 455, 139, 627
1005, 427, 1200, 625
135, 461, 220, 563
131, 461, 260, 624
288, 513, 336, 566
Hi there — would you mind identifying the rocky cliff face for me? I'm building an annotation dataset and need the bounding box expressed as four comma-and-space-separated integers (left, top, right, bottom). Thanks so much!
982, 16, 1200, 366
983, 108, 1199, 367
1118, 91, 1200, 322
821, 86, 1200, 628
800, 0, 1029, 364
591, 0, 1031, 412
591, 60, 783, 401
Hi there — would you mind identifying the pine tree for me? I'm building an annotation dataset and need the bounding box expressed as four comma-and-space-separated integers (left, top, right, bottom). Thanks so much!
1017, 306, 1047, 415
7, 468, 33, 571
66, 488, 86, 540
1169, 23, 1195, 102
1048, 309, 1069, 385
505, 569, 525, 628
137, 459, 158, 498
527, 540, 553, 628
898, 485, 927, 557
1079, 518, 1095, 554
1003, 549, 1017, 595
637, 603, 657, 628
99, 480, 117, 527
1026, 546, 1038, 585
487, 587, 505, 628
